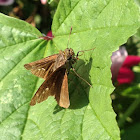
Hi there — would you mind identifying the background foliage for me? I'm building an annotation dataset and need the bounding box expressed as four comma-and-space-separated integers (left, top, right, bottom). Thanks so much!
0, 0, 140, 140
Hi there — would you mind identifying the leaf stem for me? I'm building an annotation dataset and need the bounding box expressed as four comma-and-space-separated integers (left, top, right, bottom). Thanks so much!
118, 95, 140, 128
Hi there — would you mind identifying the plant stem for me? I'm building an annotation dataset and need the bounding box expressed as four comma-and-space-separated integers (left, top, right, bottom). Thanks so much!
118, 95, 140, 128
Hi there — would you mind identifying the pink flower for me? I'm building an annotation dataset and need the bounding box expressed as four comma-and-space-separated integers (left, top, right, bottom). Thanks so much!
117, 56, 140, 84
111, 47, 140, 84
0, 0, 14, 6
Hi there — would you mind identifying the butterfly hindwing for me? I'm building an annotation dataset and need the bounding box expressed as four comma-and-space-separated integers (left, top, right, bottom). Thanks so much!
55, 71, 70, 108
30, 67, 70, 108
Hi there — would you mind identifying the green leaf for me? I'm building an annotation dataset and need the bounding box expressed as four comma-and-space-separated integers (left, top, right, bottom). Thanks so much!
0, 0, 140, 140
120, 84, 140, 98
0, 13, 46, 139
48, 0, 55, 4
122, 123, 140, 140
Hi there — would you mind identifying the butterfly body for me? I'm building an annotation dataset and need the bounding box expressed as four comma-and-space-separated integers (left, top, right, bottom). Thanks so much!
24, 48, 77, 108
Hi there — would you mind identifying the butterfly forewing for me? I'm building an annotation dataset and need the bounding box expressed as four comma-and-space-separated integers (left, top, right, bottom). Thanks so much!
24, 54, 58, 79
30, 67, 70, 108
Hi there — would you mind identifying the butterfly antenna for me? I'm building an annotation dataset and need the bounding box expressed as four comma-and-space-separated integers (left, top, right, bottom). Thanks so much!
76, 47, 96, 58
72, 68, 93, 87
67, 27, 73, 48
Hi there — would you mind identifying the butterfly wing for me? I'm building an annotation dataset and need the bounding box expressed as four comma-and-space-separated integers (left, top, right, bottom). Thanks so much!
24, 54, 58, 79
55, 71, 70, 108
30, 67, 70, 108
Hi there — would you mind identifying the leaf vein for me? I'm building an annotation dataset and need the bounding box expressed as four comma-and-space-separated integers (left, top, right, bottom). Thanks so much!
0, 101, 29, 125
56, 0, 81, 33
89, 102, 114, 140
0, 38, 41, 50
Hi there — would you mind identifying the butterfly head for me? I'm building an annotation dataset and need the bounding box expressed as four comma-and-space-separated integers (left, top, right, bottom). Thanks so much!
64, 48, 75, 60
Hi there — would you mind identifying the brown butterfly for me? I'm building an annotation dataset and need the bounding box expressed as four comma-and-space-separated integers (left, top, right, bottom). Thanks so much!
24, 28, 93, 108
24, 48, 78, 108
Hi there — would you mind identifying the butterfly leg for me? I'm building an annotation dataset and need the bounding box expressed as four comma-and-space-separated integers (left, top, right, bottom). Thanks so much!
72, 67, 93, 87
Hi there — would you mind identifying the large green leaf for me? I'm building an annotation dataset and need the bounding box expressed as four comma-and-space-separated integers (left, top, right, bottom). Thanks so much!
0, 0, 140, 140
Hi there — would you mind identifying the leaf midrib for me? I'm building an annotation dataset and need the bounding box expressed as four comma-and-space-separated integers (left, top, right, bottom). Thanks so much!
55, 23, 139, 37
0, 39, 46, 83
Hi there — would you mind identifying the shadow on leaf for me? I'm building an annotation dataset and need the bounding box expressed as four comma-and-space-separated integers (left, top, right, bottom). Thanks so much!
53, 58, 92, 113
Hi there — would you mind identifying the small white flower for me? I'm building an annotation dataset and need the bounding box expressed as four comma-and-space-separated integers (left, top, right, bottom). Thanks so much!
111, 47, 128, 81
